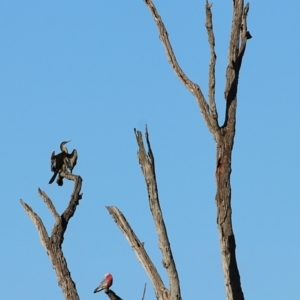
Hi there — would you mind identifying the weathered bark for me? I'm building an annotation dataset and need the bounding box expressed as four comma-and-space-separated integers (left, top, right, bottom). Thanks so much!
20, 171, 83, 300
142, 1, 251, 299
215, 128, 244, 299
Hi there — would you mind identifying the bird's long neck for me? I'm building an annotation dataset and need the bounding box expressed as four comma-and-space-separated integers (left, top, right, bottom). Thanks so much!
60, 143, 68, 153
62, 146, 68, 153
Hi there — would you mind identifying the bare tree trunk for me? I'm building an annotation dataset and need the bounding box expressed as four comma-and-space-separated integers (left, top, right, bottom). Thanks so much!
216, 129, 244, 300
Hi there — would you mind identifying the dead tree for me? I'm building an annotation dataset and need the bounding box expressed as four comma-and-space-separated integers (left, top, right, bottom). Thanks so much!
108, 1, 251, 300
21, 1, 250, 299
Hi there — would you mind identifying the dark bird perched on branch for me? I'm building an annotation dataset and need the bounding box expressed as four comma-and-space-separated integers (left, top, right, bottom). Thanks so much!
48, 141, 78, 186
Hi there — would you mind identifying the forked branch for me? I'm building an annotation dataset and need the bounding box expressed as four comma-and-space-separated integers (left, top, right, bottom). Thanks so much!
20, 172, 83, 300
143, 0, 219, 135
134, 127, 181, 300
107, 127, 181, 300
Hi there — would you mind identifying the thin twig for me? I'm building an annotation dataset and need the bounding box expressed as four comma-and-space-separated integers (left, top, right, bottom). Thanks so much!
141, 283, 147, 300
205, 1, 218, 121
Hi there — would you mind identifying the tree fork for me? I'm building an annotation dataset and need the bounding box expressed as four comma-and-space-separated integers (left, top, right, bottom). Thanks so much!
20, 171, 83, 300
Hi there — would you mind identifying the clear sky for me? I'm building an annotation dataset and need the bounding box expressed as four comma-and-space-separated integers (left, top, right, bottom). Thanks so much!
1, 1, 299, 299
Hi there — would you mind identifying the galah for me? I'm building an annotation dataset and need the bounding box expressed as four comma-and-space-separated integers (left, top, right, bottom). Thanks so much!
94, 273, 113, 293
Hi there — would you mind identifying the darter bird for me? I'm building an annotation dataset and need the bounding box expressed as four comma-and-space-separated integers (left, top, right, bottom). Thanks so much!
48, 141, 78, 186
94, 273, 113, 293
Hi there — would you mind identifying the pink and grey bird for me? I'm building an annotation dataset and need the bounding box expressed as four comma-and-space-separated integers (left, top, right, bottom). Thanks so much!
94, 273, 113, 293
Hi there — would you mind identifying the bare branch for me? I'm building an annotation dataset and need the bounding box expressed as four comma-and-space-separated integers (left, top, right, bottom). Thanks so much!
20, 199, 49, 249
237, 3, 251, 68
49, 174, 83, 244
106, 206, 168, 300
141, 283, 147, 300
205, 1, 218, 122
61, 173, 83, 223
224, 0, 250, 104
38, 188, 60, 220
134, 127, 181, 300
143, 0, 219, 135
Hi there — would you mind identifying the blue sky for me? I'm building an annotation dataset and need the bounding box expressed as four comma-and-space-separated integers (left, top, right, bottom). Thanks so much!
1, 1, 299, 299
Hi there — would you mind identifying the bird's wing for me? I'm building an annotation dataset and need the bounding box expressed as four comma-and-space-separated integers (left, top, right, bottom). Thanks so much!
49, 172, 57, 184
50, 151, 56, 171
94, 278, 106, 293
106, 276, 113, 289
66, 149, 78, 173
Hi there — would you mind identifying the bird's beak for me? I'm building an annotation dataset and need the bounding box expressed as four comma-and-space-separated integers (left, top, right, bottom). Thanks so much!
65, 140, 71, 144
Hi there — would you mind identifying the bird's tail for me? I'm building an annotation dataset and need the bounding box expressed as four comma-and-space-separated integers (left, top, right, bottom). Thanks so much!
56, 174, 63, 186
49, 172, 57, 184
94, 286, 104, 293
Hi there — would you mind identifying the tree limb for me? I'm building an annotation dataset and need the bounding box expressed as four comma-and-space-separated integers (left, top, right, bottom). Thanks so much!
106, 206, 168, 300
205, 1, 219, 122
134, 127, 181, 300
224, 1, 250, 105
20, 200, 49, 249
237, 3, 251, 70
